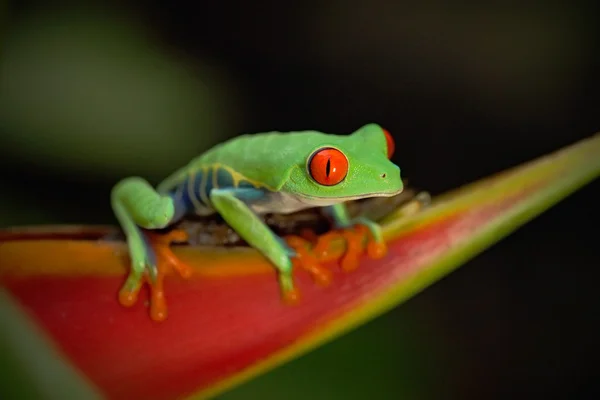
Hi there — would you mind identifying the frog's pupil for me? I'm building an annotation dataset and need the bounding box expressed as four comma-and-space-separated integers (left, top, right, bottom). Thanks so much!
326, 158, 331, 176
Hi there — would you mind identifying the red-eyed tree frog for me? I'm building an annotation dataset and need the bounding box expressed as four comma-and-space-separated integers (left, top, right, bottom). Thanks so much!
111, 123, 402, 320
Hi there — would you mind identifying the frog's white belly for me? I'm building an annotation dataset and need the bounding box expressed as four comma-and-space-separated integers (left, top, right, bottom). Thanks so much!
250, 191, 342, 214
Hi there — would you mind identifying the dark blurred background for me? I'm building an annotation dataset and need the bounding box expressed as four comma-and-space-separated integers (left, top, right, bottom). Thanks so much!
1, 2, 599, 399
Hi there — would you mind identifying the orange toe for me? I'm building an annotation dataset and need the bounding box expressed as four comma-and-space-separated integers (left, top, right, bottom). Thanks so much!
165, 229, 189, 243
147, 230, 194, 280
338, 228, 364, 272
159, 248, 194, 279
292, 250, 332, 287
175, 263, 194, 279
316, 223, 385, 273
367, 240, 387, 259
150, 288, 168, 322
282, 288, 301, 305
118, 288, 139, 308
340, 254, 360, 272
286, 235, 332, 287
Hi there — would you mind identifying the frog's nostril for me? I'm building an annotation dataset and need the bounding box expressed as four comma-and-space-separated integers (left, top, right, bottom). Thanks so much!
381, 173, 387, 179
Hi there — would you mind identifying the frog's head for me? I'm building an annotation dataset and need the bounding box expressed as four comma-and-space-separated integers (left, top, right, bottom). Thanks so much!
282, 123, 403, 206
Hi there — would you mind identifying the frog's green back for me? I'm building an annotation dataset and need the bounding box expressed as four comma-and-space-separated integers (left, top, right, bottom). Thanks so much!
194, 130, 350, 190
158, 124, 391, 194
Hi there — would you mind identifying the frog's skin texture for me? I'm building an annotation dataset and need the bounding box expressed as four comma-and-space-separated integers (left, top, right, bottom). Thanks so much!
111, 123, 403, 320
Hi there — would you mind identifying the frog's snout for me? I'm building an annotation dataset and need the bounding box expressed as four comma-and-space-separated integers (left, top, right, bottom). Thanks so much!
379, 164, 403, 192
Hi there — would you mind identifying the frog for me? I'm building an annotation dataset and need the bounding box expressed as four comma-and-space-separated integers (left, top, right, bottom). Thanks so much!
111, 123, 403, 320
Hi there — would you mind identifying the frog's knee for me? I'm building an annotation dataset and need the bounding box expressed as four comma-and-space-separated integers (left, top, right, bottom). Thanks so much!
137, 197, 176, 229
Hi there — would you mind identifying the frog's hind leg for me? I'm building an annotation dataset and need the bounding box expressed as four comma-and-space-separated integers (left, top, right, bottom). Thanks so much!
111, 177, 191, 321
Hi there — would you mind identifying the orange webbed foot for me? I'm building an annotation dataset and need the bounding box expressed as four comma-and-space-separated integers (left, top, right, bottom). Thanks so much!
148, 230, 194, 280
283, 222, 387, 290
313, 223, 388, 272
119, 229, 192, 322
285, 235, 333, 287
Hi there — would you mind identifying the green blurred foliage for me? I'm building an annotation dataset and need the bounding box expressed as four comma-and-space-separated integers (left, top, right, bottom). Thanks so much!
0, 290, 102, 399
0, 7, 241, 182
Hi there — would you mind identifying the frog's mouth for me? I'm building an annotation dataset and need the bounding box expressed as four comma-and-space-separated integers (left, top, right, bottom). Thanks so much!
296, 188, 404, 206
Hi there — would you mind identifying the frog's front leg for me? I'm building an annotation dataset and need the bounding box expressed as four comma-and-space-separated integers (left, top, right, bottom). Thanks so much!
111, 177, 192, 321
210, 188, 331, 303
321, 203, 387, 271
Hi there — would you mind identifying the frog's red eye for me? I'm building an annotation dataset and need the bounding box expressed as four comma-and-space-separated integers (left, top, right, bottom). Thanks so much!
383, 128, 395, 159
309, 148, 348, 186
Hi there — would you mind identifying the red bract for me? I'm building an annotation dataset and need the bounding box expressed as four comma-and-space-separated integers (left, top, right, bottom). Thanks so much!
1, 133, 599, 399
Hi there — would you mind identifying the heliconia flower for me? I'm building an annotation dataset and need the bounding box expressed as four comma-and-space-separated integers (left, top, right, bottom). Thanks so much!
1, 133, 599, 400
